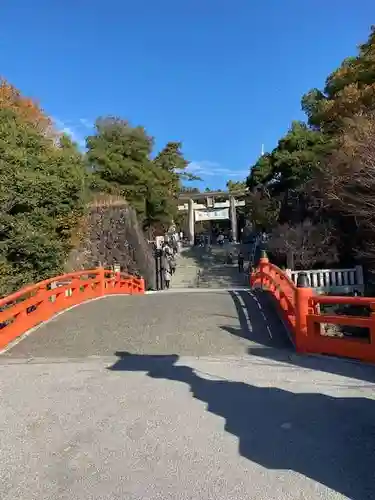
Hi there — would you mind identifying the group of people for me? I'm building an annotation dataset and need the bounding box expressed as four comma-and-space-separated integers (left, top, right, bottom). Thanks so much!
195, 230, 236, 247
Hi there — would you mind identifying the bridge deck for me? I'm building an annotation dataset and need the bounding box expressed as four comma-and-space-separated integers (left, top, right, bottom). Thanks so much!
3, 290, 290, 359
1, 291, 375, 500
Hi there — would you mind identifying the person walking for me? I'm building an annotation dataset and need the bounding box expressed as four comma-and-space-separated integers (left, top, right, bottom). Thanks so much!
169, 255, 176, 275
238, 251, 244, 273
163, 241, 173, 260
163, 267, 171, 289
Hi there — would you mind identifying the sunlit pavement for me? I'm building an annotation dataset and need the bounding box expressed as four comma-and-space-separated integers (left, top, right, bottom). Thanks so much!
1, 292, 375, 499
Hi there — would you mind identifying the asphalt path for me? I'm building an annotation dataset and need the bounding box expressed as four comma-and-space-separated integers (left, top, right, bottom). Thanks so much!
1, 291, 375, 499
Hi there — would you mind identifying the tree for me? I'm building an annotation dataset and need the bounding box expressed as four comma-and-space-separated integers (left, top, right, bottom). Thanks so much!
244, 26, 375, 270
248, 122, 329, 196
226, 180, 246, 192
87, 119, 194, 232
0, 108, 87, 295
302, 27, 375, 132
151, 141, 199, 230
0, 77, 52, 134
321, 111, 375, 263
153, 141, 197, 182
180, 186, 200, 194
246, 121, 332, 231
244, 190, 280, 230
246, 153, 274, 190
267, 221, 338, 270
87, 117, 154, 217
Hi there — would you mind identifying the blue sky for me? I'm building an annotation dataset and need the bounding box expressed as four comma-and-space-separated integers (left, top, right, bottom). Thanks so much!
1, 1, 374, 190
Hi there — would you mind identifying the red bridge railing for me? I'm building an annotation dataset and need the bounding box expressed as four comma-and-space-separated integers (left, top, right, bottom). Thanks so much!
251, 253, 375, 364
0, 269, 144, 350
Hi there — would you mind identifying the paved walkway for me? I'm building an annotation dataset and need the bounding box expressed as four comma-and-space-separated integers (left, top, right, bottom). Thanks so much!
1, 290, 375, 499
3, 290, 288, 358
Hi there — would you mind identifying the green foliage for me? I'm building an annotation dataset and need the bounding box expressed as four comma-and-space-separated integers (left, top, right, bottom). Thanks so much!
246, 26, 375, 269
86, 118, 193, 232
180, 186, 200, 194
0, 93, 197, 295
247, 122, 330, 196
87, 117, 153, 215
226, 180, 246, 192
0, 109, 87, 296
302, 26, 375, 131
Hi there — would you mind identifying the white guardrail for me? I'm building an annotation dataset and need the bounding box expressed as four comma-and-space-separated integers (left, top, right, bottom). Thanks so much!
286, 265, 364, 295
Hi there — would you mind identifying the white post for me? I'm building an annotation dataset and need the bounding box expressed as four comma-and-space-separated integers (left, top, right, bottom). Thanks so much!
229, 196, 237, 243
50, 281, 57, 302
355, 265, 364, 294
188, 198, 195, 245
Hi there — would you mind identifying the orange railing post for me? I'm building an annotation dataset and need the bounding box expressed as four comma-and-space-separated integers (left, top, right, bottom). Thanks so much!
294, 272, 314, 352
370, 303, 375, 345
258, 250, 269, 290
249, 252, 375, 364
98, 267, 105, 296
0, 267, 145, 351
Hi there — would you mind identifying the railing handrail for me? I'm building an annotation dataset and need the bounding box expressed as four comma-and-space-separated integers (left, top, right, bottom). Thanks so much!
288, 265, 364, 289
0, 268, 142, 307
0, 269, 101, 307
267, 263, 297, 290
0, 268, 145, 351
250, 254, 375, 364
251, 260, 297, 291
290, 266, 360, 274
310, 295, 374, 306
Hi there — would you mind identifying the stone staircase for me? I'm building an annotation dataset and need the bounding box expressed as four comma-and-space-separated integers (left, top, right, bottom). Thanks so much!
170, 249, 201, 288
171, 245, 248, 289
197, 263, 247, 289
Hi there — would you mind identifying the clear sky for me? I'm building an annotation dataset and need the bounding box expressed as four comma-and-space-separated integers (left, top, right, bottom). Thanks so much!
1, 1, 374, 190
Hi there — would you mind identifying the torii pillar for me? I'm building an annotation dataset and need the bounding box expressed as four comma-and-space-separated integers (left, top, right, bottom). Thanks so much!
230, 195, 237, 243
188, 198, 195, 245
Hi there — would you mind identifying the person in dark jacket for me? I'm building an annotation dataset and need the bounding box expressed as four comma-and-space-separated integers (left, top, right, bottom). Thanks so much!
238, 251, 244, 273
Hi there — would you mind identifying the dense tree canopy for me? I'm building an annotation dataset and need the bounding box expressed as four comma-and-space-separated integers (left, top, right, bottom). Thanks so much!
226, 180, 246, 192
86, 118, 193, 231
5, 25, 375, 294
0, 80, 196, 295
0, 107, 87, 295
246, 26, 375, 270
0, 77, 52, 134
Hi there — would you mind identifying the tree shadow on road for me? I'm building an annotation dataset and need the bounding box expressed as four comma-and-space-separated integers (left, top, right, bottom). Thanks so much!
109, 351, 375, 500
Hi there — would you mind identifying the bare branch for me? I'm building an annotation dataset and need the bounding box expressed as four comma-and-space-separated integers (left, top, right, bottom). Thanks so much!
267, 220, 338, 270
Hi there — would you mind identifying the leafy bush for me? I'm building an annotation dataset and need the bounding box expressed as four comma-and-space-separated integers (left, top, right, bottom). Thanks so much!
0, 109, 87, 296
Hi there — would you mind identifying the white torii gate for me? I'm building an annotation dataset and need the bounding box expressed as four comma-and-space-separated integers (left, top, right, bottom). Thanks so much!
178, 190, 246, 245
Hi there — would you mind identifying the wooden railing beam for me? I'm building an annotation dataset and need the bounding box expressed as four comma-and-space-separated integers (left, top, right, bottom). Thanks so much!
250, 258, 375, 364
0, 268, 145, 350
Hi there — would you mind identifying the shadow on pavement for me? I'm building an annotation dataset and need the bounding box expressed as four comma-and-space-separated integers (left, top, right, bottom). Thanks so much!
109, 351, 375, 500
248, 345, 375, 384
246, 290, 375, 384
225, 288, 375, 384
221, 290, 293, 349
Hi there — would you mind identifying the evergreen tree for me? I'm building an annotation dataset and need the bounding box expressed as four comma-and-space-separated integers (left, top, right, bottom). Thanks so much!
0, 108, 87, 295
